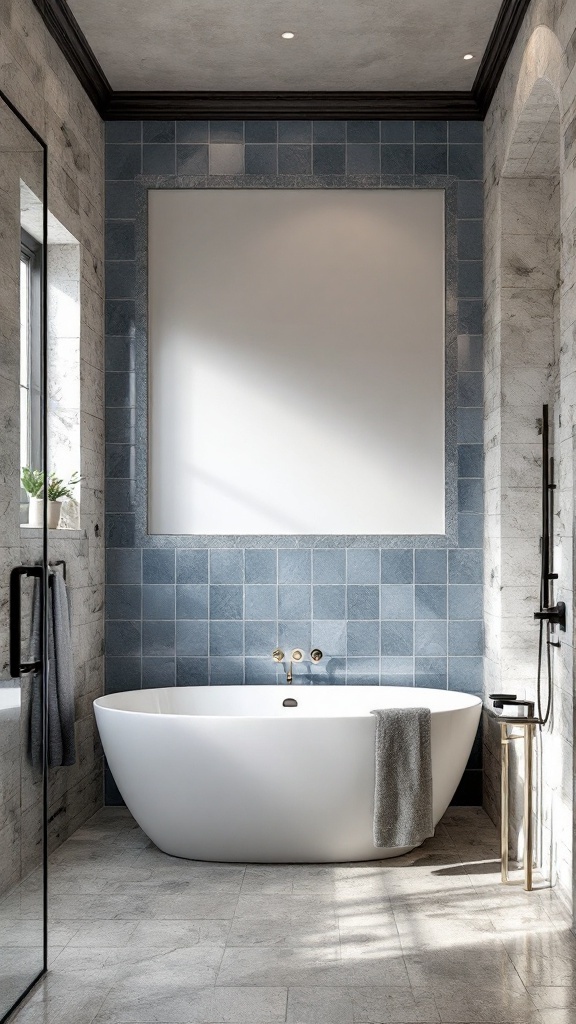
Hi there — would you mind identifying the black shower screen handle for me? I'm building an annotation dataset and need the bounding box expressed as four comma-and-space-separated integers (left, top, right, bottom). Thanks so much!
9, 565, 43, 677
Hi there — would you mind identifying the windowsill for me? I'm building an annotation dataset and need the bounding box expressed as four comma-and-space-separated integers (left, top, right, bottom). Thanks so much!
20, 526, 86, 540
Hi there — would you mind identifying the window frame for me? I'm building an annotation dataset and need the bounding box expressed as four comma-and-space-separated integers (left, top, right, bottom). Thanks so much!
20, 228, 43, 487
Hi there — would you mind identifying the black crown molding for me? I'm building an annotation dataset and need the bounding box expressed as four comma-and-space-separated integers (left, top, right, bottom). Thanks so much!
32, 0, 112, 112
106, 90, 481, 120
473, 0, 532, 116
32, 0, 530, 122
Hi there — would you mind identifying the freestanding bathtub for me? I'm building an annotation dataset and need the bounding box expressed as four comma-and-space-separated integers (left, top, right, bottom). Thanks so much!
94, 685, 481, 863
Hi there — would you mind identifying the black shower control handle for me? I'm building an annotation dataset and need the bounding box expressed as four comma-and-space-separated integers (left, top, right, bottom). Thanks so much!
534, 601, 566, 632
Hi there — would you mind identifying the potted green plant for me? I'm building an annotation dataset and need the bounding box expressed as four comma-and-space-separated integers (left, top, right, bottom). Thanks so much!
21, 468, 44, 527
21, 469, 81, 529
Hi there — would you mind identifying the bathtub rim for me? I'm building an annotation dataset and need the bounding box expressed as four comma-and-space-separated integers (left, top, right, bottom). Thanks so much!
94, 685, 482, 721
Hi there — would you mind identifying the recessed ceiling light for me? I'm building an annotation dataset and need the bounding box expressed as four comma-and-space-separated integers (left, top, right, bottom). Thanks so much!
463, 53, 474, 60
282, 31, 295, 39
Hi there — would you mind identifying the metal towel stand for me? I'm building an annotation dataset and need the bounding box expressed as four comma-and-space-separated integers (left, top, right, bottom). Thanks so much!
500, 714, 536, 892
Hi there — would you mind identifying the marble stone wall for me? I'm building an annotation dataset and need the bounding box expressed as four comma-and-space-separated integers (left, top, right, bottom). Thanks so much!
0, 0, 105, 880
483, 0, 576, 915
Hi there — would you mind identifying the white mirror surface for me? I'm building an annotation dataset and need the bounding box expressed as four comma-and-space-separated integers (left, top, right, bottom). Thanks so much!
148, 189, 445, 535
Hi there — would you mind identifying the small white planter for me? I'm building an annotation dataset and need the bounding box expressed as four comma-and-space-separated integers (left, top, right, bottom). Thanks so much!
28, 498, 62, 529
28, 497, 43, 527
47, 500, 62, 530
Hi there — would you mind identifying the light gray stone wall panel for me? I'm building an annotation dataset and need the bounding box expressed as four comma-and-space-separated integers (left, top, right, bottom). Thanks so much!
484, 0, 574, 916
0, 0, 105, 890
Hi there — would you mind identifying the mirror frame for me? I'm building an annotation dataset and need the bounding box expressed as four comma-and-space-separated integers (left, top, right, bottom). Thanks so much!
135, 173, 458, 550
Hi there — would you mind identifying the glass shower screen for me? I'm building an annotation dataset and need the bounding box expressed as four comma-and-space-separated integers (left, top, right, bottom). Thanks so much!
0, 90, 48, 1021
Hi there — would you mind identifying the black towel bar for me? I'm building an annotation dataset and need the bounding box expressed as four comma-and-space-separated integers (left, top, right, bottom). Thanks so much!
9, 561, 67, 677
9, 566, 43, 677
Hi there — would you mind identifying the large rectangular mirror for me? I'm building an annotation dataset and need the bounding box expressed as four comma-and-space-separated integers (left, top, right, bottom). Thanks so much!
148, 188, 445, 536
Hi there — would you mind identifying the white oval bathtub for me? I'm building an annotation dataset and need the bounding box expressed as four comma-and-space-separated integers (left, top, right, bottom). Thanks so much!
94, 685, 481, 863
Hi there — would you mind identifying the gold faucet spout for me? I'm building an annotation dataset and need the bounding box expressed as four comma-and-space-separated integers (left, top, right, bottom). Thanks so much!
286, 649, 303, 684
272, 647, 303, 684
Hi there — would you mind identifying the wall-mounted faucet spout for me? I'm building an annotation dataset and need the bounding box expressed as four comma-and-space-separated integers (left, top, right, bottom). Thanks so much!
286, 649, 303, 683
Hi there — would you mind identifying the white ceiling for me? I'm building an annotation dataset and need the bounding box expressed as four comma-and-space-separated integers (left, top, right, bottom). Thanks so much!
67, 0, 503, 92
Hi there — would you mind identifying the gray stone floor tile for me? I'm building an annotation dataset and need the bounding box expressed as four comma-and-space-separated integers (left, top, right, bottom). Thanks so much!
234, 893, 339, 920
50, 943, 226, 987
130, 920, 231, 947
431, 981, 538, 1022
108, 873, 244, 894
350, 984, 440, 1023
49, 846, 144, 870
528, 985, 576, 1011
5, 806, 576, 1024
18, 869, 108, 896
0, 894, 97, 920
94, 982, 287, 1022
287, 985, 354, 1022
13, 976, 114, 1024
51, 877, 111, 896
530, 1011, 576, 1024
66, 921, 138, 946
226, 916, 341, 949
393, 906, 501, 953
331, 959, 411, 987
0, 949, 44, 990
240, 866, 296, 894
84, 890, 239, 920
390, 889, 490, 918
216, 946, 411, 988
0, 919, 76, 947
403, 948, 527, 992
216, 947, 344, 987
508, 951, 576, 987
132, 848, 244, 882
500, 930, 576, 961
339, 936, 404, 962
337, 910, 400, 953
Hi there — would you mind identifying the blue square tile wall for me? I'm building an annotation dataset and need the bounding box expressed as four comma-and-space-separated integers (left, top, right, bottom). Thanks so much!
104, 119, 484, 805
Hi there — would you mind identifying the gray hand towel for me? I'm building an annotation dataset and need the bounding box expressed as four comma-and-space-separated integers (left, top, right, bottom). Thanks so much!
30, 571, 76, 769
370, 707, 434, 848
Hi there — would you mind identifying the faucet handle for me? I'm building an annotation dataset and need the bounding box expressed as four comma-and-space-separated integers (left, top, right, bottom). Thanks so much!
272, 649, 285, 662
310, 648, 323, 662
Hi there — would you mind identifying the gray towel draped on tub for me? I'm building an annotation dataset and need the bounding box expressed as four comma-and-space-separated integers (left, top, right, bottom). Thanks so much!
30, 571, 76, 769
370, 707, 434, 848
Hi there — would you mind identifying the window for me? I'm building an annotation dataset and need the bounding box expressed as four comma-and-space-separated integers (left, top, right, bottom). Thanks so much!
20, 229, 42, 499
